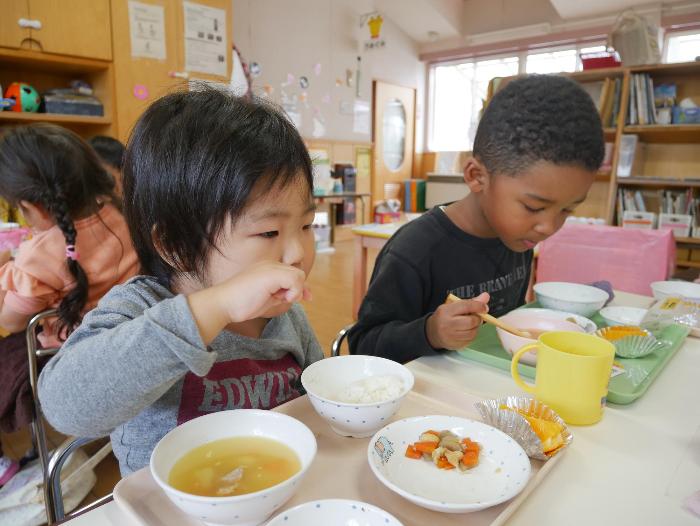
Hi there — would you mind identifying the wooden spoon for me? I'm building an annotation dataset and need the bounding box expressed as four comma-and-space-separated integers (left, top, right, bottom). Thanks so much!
445, 293, 533, 338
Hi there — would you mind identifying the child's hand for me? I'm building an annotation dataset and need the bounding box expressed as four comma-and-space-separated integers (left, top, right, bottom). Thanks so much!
214, 261, 311, 323
187, 261, 311, 345
425, 292, 490, 350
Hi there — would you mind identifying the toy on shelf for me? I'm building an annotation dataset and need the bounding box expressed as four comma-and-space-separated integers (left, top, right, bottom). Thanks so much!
4, 82, 41, 112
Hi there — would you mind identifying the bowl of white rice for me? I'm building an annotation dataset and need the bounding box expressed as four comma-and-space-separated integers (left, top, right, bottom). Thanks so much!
301, 355, 414, 438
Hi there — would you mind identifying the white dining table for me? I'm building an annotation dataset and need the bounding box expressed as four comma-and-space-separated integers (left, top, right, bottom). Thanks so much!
59, 291, 700, 525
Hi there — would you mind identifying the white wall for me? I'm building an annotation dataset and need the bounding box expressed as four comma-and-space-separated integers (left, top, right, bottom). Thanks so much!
232, 0, 426, 150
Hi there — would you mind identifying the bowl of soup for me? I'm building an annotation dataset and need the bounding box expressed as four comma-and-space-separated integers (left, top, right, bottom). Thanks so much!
496, 310, 585, 366
150, 409, 316, 526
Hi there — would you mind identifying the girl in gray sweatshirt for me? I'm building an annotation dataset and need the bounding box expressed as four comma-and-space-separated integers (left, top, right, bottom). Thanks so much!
39, 89, 324, 475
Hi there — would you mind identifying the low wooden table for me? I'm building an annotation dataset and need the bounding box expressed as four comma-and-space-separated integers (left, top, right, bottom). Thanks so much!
351, 223, 401, 319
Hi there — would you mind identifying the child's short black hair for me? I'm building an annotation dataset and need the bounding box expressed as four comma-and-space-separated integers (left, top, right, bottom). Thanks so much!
474, 75, 604, 175
123, 88, 313, 283
89, 135, 125, 170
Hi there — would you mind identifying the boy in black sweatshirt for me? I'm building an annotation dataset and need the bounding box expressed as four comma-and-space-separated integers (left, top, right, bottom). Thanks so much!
349, 75, 604, 363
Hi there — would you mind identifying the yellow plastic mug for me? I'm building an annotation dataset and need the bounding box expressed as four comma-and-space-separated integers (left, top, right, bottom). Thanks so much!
510, 331, 615, 425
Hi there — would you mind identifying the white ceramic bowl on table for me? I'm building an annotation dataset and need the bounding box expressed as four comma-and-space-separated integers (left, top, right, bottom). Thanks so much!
496, 310, 586, 366
518, 307, 597, 333
651, 280, 700, 301
599, 306, 648, 327
367, 415, 531, 513
301, 355, 414, 438
150, 410, 316, 526
266, 499, 404, 526
533, 282, 609, 317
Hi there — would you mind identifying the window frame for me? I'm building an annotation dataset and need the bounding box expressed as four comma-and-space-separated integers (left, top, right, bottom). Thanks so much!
427, 40, 607, 152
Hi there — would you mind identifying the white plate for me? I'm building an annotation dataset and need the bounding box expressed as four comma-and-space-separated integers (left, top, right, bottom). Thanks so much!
367, 416, 531, 514
266, 499, 403, 525
520, 308, 598, 333
599, 306, 648, 327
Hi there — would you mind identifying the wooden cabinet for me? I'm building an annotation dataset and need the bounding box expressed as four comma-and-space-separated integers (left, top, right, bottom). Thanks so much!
0, 0, 31, 49
29, 0, 112, 60
0, 0, 111, 60
111, 0, 233, 141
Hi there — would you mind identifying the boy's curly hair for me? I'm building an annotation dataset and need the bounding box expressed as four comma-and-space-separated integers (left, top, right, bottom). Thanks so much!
474, 75, 605, 175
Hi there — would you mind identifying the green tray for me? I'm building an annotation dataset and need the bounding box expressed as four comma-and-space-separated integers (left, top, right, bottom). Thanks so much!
453, 306, 690, 405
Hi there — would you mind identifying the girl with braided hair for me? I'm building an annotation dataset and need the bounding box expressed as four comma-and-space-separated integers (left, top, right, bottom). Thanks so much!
0, 123, 138, 486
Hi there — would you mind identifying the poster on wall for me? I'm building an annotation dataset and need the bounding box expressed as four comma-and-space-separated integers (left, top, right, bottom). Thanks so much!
128, 1, 166, 60
359, 12, 386, 51
353, 100, 370, 135
183, 1, 227, 77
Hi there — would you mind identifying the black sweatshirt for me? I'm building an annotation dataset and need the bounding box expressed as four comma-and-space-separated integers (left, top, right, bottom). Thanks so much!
348, 207, 533, 363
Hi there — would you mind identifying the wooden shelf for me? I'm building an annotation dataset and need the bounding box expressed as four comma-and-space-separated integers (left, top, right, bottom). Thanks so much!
676, 237, 700, 245
567, 67, 626, 82
676, 259, 700, 269
603, 127, 617, 138
0, 48, 109, 73
615, 177, 700, 188
0, 112, 110, 126
629, 60, 700, 77
623, 124, 700, 143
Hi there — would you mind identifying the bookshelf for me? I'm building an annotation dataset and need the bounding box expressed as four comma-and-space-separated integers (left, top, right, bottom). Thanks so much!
0, 47, 115, 138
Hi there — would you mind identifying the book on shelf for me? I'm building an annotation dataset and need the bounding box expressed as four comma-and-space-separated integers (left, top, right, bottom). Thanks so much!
627, 73, 658, 125
600, 142, 614, 172
609, 78, 622, 127
616, 134, 640, 177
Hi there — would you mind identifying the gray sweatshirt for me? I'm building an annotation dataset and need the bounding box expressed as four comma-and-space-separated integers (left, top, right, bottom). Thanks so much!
38, 276, 323, 475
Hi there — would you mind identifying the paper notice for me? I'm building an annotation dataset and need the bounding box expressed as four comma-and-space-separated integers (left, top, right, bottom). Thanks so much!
128, 1, 166, 60
183, 1, 227, 77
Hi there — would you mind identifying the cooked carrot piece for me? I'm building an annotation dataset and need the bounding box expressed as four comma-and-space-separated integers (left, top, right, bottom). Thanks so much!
436, 457, 455, 470
405, 445, 422, 459
461, 450, 479, 468
461, 438, 481, 452
413, 441, 438, 454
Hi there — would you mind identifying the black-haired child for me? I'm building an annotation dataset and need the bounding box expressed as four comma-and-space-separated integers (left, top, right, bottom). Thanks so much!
349, 75, 605, 363
0, 124, 138, 485
39, 89, 323, 476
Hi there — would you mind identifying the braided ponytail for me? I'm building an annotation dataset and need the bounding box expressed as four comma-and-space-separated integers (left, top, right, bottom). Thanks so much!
0, 123, 119, 338
46, 191, 89, 338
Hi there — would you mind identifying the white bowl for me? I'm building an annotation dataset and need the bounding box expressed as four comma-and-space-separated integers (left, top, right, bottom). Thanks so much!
496, 310, 586, 366
368, 415, 531, 513
599, 306, 648, 327
266, 499, 404, 525
651, 280, 700, 301
518, 308, 597, 334
533, 282, 609, 317
150, 410, 316, 526
301, 355, 414, 438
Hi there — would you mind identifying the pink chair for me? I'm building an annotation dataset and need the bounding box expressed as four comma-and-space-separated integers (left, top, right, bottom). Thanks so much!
536, 224, 675, 296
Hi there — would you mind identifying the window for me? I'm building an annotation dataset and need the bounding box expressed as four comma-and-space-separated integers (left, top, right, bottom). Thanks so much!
665, 30, 700, 63
526, 49, 577, 74
429, 56, 518, 151
428, 41, 605, 151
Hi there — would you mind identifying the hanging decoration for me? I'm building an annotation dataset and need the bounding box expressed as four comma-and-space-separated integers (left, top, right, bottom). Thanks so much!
360, 12, 386, 50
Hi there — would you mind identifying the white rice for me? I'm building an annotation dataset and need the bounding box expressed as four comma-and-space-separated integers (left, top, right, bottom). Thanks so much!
335, 375, 404, 404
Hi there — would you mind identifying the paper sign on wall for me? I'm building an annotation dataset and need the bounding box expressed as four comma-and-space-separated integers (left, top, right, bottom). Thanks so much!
183, 1, 227, 77
353, 100, 370, 135
128, 1, 166, 60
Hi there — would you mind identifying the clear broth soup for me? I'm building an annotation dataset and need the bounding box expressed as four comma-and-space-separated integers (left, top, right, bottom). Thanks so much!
168, 436, 301, 497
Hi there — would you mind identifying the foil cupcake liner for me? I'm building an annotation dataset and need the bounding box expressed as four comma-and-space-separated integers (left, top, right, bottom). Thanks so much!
596, 327, 664, 359
474, 396, 572, 461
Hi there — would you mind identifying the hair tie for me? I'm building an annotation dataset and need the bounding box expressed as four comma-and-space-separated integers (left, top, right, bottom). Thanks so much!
65, 245, 79, 261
